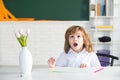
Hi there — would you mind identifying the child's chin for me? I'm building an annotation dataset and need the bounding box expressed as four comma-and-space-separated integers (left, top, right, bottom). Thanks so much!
73, 47, 79, 51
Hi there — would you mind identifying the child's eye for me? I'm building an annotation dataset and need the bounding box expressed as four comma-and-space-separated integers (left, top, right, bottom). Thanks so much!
70, 35, 74, 38
77, 35, 80, 38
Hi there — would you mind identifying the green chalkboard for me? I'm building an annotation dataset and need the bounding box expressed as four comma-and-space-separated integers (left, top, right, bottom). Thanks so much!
4, 0, 89, 20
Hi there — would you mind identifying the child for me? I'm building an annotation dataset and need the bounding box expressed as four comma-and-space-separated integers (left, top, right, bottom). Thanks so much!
48, 25, 101, 68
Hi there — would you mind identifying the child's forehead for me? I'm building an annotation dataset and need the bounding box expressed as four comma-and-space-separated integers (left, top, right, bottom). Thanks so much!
70, 31, 82, 35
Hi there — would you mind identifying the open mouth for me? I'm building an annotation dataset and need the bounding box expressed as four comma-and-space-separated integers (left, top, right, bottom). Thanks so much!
73, 43, 78, 47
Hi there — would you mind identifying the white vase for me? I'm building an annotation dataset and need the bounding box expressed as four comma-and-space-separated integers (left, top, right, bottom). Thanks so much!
19, 47, 32, 76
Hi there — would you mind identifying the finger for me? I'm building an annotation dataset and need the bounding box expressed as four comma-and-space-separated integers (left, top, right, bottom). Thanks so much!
80, 64, 87, 68
48, 57, 56, 64
48, 57, 54, 62
81, 64, 84, 68
83, 64, 86, 68
48, 58, 53, 64
52, 58, 56, 64
80, 64, 83, 68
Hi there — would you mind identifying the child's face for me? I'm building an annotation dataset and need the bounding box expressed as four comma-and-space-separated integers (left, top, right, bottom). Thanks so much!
69, 31, 84, 53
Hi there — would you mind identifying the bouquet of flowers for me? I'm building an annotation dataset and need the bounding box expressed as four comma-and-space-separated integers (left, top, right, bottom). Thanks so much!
15, 29, 30, 47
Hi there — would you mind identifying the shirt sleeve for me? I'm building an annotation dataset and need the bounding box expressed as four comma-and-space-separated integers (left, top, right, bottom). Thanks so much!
56, 52, 68, 67
90, 53, 101, 67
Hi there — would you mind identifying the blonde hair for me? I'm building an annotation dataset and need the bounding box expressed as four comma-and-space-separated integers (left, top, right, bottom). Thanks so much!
64, 25, 93, 53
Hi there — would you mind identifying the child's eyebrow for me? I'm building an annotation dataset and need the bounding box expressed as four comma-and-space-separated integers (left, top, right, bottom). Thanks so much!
69, 35, 74, 37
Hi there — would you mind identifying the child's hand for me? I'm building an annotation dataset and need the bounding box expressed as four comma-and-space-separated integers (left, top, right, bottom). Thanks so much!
80, 64, 87, 68
48, 57, 56, 68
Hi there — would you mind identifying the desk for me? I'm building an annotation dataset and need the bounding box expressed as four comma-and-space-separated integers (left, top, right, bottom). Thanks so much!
0, 66, 120, 80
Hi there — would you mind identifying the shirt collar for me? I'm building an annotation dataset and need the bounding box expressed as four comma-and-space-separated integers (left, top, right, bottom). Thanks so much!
68, 48, 86, 54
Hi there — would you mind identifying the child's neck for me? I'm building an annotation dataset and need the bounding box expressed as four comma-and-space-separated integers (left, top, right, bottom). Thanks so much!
73, 48, 83, 53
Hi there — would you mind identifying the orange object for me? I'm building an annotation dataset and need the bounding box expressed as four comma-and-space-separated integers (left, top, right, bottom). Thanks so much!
97, 3, 101, 16
0, 0, 17, 21
17, 18, 35, 21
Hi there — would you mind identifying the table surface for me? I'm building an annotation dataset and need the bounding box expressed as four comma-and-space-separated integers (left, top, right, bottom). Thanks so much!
0, 66, 120, 80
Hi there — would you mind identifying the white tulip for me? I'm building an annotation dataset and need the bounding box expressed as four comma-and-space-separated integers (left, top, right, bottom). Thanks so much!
15, 32, 21, 38
19, 28, 24, 35
26, 29, 30, 35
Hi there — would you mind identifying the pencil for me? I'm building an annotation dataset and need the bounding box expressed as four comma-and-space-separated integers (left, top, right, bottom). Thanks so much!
94, 67, 104, 73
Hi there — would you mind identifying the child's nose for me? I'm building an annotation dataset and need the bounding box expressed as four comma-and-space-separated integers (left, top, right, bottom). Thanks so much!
74, 36, 77, 41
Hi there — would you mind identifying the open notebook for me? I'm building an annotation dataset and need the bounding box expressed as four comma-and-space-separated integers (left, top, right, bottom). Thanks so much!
51, 67, 95, 73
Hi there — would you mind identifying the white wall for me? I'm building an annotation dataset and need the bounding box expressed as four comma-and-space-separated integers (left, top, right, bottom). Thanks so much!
0, 21, 90, 66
